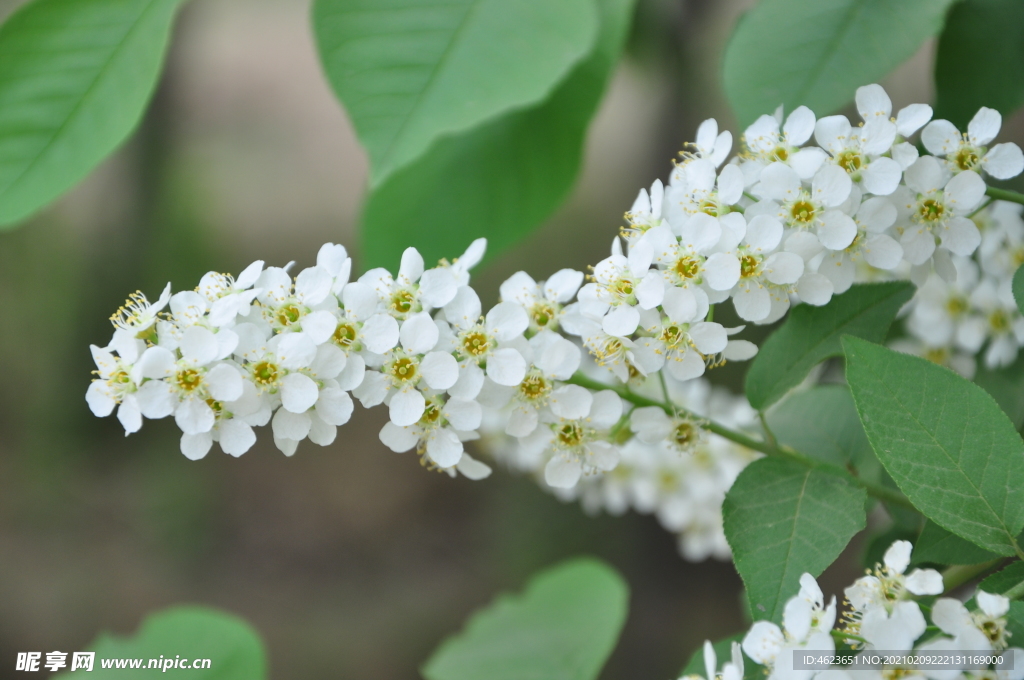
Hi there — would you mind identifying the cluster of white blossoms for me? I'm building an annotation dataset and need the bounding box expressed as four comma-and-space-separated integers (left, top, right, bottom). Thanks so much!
684, 541, 1024, 680
482, 374, 759, 560
88, 82, 1024, 563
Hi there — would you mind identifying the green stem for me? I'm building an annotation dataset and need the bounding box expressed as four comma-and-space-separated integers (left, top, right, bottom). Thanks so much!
831, 629, 867, 645
566, 372, 917, 510
941, 560, 1003, 593
759, 411, 779, 449
985, 186, 1024, 206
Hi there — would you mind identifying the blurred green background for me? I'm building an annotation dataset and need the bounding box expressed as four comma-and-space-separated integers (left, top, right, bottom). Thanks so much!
0, 0, 986, 676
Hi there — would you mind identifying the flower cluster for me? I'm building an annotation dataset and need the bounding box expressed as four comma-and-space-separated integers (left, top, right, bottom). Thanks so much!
89, 242, 499, 478
88, 83, 1024, 564
684, 541, 1023, 680
483, 376, 759, 560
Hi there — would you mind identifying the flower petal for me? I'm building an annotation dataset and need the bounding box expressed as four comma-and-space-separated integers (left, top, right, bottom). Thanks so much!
280, 372, 319, 413
389, 387, 425, 427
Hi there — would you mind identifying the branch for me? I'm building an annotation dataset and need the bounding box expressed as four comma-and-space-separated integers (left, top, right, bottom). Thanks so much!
985, 186, 1024, 206
565, 373, 917, 510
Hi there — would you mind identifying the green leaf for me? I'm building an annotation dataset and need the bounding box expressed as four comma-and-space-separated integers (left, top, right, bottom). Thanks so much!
680, 635, 761, 680
1010, 602, 1024, 640
745, 282, 914, 410
843, 336, 1024, 556
1013, 264, 1024, 316
422, 558, 628, 680
313, 0, 598, 187
0, 0, 185, 227
723, 457, 867, 622
978, 561, 1024, 596
914, 520, 1003, 566
935, 0, 1024, 128
767, 385, 876, 472
53, 606, 266, 678
359, 0, 633, 268
975, 357, 1024, 430
723, 0, 957, 127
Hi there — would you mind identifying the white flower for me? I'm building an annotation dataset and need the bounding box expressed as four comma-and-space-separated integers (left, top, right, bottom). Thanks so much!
930, 594, 1006, 652
379, 393, 483, 469
758, 162, 856, 250
253, 264, 337, 343
359, 247, 431, 319
923, 107, 1024, 180
178, 380, 267, 460
680, 118, 733, 168
444, 286, 529, 387
741, 573, 835, 680
109, 283, 172, 336
818, 197, 903, 294
979, 201, 1024, 279
860, 600, 927, 651
518, 386, 623, 489
133, 326, 244, 436
353, 313, 459, 426
906, 260, 980, 348
499, 268, 584, 334
897, 156, 987, 265
663, 159, 746, 246
742, 105, 826, 180
269, 343, 359, 453
814, 114, 901, 195
197, 261, 263, 327
417, 238, 488, 309
959, 278, 1024, 369
623, 179, 666, 239
854, 83, 933, 138
86, 336, 147, 434
728, 215, 828, 322
573, 317, 661, 381
579, 237, 664, 336
636, 288, 727, 381
843, 540, 943, 640
642, 223, 734, 294
325, 282, 400, 361
478, 331, 581, 437
682, 640, 743, 680
629, 406, 704, 452
315, 242, 352, 295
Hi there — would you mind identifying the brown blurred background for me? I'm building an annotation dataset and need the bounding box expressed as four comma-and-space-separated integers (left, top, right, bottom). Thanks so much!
0, 0, 941, 677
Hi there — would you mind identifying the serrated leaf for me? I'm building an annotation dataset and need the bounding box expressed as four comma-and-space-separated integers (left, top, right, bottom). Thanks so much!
313, 0, 598, 187
422, 558, 628, 680
1013, 264, 1024, 316
978, 561, 1024, 596
359, 0, 633, 268
745, 282, 914, 410
914, 520, 1003, 566
0, 0, 185, 227
767, 385, 878, 474
843, 337, 1024, 556
935, 0, 1024, 128
975, 356, 1024, 430
722, 0, 957, 127
53, 606, 266, 678
723, 457, 867, 622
